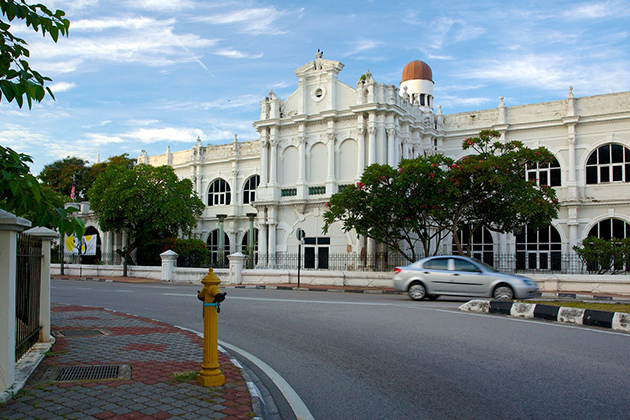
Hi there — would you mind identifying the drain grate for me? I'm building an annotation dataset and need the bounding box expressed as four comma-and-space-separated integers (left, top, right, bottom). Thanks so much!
56, 365, 120, 381
54, 329, 105, 338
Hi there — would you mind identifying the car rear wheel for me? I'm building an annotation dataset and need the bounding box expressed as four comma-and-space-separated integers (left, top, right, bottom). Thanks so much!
493, 284, 514, 300
408, 282, 427, 301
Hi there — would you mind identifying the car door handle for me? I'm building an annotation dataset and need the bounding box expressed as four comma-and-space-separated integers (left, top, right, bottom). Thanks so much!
453, 274, 460, 276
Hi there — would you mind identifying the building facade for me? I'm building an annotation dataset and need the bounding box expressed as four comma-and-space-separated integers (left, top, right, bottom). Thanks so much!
88, 54, 630, 271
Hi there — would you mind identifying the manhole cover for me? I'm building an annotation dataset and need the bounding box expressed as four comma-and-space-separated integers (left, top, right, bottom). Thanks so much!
55, 365, 129, 381
53, 329, 106, 338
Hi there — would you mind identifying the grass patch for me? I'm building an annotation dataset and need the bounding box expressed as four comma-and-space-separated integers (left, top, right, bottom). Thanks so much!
170, 371, 198, 383
44, 350, 67, 358
10, 389, 34, 400
521, 300, 630, 313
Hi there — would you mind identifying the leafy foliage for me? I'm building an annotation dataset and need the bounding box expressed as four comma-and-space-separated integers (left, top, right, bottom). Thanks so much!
450, 130, 559, 254
0, 145, 84, 236
323, 130, 560, 261
0, 0, 70, 108
323, 154, 457, 262
573, 236, 630, 274
137, 237, 210, 267
88, 164, 204, 266
38, 154, 135, 200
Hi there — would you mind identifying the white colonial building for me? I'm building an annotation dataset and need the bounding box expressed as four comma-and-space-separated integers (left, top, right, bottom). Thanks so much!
87, 54, 630, 272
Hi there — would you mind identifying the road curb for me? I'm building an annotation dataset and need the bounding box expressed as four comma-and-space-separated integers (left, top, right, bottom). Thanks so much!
458, 300, 630, 332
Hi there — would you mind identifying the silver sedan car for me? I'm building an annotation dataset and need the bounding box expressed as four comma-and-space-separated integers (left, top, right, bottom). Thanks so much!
393, 255, 538, 300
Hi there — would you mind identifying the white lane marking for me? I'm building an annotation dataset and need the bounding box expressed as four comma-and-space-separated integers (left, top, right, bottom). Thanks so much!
229, 296, 396, 306
218, 340, 315, 420
114, 290, 134, 293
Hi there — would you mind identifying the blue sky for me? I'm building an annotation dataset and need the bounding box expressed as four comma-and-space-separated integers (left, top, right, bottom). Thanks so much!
2, 0, 630, 175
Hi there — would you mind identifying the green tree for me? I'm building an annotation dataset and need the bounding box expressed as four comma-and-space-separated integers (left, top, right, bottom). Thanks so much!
323, 130, 560, 262
88, 164, 204, 275
449, 130, 559, 255
39, 154, 135, 200
38, 157, 90, 200
0, 0, 70, 108
573, 237, 630, 274
0, 145, 84, 236
323, 154, 457, 262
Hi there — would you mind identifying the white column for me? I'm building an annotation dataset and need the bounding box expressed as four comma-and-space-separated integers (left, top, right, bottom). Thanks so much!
357, 127, 365, 180
160, 250, 178, 282
0, 210, 31, 392
326, 132, 335, 183
258, 222, 268, 266
298, 135, 307, 184
268, 223, 277, 258
387, 128, 396, 167
260, 130, 269, 186
269, 139, 278, 186
368, 126, 376, 165
228, 252, 247, 285
24, 227, 58, 343
566, 124, 578, 201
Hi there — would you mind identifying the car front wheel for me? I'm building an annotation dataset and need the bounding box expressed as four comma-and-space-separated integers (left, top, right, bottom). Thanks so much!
493, 284, 514, 300
408, 282, 427, 301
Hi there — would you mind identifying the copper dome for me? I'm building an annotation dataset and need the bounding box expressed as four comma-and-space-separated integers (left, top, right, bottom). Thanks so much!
401, 60, 433, 82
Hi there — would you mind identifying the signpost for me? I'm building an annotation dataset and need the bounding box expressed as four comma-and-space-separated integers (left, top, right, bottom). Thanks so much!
296, 228, 305, 288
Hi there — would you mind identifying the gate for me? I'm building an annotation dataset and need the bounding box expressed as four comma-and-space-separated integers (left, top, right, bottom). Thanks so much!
15, 233, 42, 361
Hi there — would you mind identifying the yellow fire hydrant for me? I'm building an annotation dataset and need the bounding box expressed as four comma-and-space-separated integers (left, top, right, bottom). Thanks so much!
196, 268, 226, 387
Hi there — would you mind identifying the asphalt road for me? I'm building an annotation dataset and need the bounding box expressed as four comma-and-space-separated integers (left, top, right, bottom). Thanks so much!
52, 279, 630, 420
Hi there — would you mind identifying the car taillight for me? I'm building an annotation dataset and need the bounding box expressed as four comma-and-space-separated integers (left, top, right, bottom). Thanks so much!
394, 268, 401, 274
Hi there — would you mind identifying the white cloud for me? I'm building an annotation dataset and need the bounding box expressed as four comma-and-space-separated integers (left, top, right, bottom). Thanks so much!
344, 39, 385, 57
199, 94, 262, 110
214, 49, 264, 59
194, 7, 297, 35
427, 17, 486, 50
124, 127, 205, 144
70, 17, 165, 32
27, 17, 219, 71
49, 82, 76, 92
564, 1, 630, 19
124, 0, 196, 11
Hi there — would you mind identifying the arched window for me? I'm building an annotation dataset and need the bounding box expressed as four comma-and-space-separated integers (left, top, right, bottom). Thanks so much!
208, 179, 231, 206
516, 225, 562, 271
526, 157, 561, 187
586, 144, 630, 184
243, 175, 260, 204
206, 229, 230, 266
588, 218, 630, 240
452, 227, 494, 266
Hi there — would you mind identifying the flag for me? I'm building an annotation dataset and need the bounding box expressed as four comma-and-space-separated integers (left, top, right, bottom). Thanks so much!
70, 178, 75, 200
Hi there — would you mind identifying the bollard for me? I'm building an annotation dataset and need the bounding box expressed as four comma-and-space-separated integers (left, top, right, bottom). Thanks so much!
196, 268, 226, 387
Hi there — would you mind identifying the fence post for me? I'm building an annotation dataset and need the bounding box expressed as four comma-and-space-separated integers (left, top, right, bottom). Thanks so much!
24, 227, 58, 344
0, 210, 31, 393
160, 250, 178, 282
228, 252, 247, 285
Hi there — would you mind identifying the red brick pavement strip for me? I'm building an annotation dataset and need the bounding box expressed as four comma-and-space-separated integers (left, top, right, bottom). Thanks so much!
1, 304, 257, 420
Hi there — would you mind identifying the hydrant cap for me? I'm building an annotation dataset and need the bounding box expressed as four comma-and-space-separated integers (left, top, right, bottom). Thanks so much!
201, 267, 222, 286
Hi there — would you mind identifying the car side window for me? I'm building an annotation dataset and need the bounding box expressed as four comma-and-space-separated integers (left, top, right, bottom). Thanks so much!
453, 259, 481, 273
423, 258, 449, 271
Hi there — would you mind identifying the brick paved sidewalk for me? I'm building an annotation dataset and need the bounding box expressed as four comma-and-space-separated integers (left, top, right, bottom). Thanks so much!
0, 304, 256, 420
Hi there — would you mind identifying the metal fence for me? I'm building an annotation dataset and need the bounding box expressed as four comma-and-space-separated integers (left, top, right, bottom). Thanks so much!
251, 252, 630, 275
16, 233, 42, 361
55, 248, 630, 275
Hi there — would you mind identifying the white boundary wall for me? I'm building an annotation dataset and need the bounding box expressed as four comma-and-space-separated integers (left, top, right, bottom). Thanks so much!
51, 263, 630, 295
